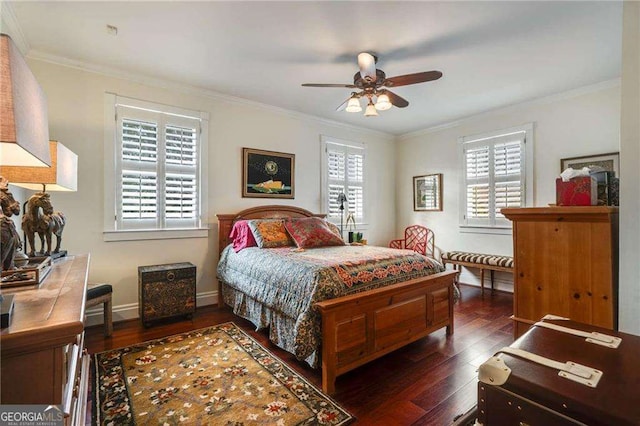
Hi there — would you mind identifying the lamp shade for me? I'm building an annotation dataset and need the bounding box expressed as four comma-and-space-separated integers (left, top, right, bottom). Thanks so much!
364, 101, 378, 117
0, 141, 77, 191
0, 33, 51, 167
345, 96, 362, 113
375, 93, 392, 111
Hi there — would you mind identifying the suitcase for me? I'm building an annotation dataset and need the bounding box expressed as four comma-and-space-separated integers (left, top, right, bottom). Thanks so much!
477, 317, 640, 426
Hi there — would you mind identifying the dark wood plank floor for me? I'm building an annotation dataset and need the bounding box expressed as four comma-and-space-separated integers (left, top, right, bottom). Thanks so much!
85, 284, 513, 425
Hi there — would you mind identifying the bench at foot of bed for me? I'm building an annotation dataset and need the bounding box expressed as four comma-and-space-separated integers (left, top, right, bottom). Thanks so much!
315, 270, 457, 394
441, 251, 514, 295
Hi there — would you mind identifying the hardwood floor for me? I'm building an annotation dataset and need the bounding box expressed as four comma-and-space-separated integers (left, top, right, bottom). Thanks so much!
85, 284, 513, 425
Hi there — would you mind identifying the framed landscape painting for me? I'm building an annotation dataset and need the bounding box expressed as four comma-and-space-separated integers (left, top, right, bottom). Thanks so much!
560, 152, 620, 176
242, 148, 295, 198
413, 174, 442, 211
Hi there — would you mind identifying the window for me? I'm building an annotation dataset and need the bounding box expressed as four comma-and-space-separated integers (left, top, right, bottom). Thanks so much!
321, 136, 366, 226
104, 94, 209, 241
459, 124, 533, 232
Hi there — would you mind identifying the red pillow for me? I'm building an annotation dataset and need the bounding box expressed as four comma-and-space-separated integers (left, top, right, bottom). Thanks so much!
284, 217, 345, 248
229, 220, 257, 252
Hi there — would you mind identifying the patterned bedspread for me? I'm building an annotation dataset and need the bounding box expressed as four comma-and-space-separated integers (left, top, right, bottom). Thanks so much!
217, 244, 445, 367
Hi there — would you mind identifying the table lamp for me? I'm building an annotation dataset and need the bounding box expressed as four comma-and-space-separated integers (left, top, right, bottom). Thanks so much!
1, 33, 52, 327
1, 32, 51, 271
336, 192, 348, 239
0, 140, 77, 258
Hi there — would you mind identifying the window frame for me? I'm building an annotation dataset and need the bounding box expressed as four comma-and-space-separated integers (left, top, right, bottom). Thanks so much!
103, 93, 209, 241
320, 135, 368, 230
458, 123, 534, 235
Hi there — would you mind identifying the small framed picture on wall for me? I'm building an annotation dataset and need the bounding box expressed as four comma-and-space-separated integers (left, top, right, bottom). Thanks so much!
413, 174, 442, 211
242, 148, 295, 198
560, 152, 620, 176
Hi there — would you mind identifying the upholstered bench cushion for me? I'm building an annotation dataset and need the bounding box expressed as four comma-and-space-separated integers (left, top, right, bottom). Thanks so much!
87, 284, 113, 300
441, 251, 514, 269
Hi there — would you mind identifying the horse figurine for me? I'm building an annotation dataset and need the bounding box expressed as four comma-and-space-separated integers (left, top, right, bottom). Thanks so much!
0, 177, 22, 270
22, 192, 66, 257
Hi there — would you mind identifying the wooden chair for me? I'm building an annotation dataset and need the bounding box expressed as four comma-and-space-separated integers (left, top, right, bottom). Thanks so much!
86, 283, 113, 337
389, 225, 435, 257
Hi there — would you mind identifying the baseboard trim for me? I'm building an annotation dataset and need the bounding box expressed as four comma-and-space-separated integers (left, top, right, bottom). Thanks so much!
85, 290, 219, 327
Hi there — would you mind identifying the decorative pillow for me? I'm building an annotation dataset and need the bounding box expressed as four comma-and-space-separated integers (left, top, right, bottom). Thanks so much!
284, 217, 345, 249
325, 220, 343, 239
229, 220, 257, 252
247, 219, 293, 248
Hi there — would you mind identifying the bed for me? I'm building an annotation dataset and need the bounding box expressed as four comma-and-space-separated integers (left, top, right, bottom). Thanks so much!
216, 205, 457, 394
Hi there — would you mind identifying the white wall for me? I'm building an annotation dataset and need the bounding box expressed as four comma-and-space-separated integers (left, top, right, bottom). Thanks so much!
21, 58, 396, 323
619, 1, 640, 335
396, 82, 621, 291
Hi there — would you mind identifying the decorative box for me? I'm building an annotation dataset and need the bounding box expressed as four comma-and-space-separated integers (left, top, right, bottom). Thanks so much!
138, 262, 196, 326
555, 176, 597, 206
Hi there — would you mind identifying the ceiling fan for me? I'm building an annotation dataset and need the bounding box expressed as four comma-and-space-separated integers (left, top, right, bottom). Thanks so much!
302, 52, 442, 116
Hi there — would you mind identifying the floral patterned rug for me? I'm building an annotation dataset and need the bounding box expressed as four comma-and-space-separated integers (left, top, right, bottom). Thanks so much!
93, 322, 354, 425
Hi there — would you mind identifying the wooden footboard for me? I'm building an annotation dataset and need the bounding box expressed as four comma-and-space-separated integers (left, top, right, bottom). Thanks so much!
315, 270, 457, 394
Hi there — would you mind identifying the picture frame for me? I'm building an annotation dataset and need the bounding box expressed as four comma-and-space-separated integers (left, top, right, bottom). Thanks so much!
560, 152, 620, 176
242, 148, 295, 198
413, 173, 442, 211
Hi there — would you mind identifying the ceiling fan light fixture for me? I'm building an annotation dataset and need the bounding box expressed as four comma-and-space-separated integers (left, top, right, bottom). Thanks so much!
375, 93, 392, 111
345, 96, 362, 113
364, 100, 378, 117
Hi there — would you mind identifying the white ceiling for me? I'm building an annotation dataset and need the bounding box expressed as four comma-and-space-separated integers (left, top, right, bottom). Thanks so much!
8, 1, 623, 136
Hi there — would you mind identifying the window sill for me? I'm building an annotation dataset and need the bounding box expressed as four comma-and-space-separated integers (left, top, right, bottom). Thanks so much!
103, 228, 209, 242
459, 225, 512, 235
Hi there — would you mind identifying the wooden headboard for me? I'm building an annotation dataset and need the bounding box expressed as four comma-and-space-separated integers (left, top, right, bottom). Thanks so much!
216, 205, 326, 256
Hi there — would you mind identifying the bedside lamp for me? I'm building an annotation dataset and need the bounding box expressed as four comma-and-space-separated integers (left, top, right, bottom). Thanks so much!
336, 192, 348, 239
0, 141, 78, 257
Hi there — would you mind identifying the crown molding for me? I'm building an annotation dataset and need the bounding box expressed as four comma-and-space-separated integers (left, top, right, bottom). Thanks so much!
0, 1, 30, 54
397, 78, 621, 141
26, 49, 394, 139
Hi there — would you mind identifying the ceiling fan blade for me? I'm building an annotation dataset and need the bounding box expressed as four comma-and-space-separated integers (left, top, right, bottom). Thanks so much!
385, 90, 409, 108
383, 71, 443, 87
358, 52, 377, 82
301, 83, 357, 88
336, 96, 351, 112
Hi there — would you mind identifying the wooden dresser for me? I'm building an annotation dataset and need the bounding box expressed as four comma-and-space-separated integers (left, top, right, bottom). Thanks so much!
502, 207, 619, 339
0, 254, 90, 425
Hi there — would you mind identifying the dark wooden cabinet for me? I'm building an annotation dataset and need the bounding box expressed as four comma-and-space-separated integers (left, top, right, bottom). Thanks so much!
502, 207, 618, 339
138, 262, 196, 326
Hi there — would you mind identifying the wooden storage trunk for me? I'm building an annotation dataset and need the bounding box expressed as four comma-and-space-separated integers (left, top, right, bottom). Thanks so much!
138, 262, 196, 326
477, 318, 640, 425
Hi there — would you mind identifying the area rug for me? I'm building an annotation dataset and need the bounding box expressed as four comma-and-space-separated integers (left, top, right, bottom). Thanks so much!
93, 322, 354, 425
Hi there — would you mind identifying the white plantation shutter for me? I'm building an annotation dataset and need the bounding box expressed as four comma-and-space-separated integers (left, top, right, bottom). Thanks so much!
115, 102, 202, 230
322, 138, 366, 224
122, 119, 158, 162
461, 129, 527, 228
165, 125, 197, 166
494, 141, 523, 218
165, 173, 196, 219
121, 171, 157, 219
